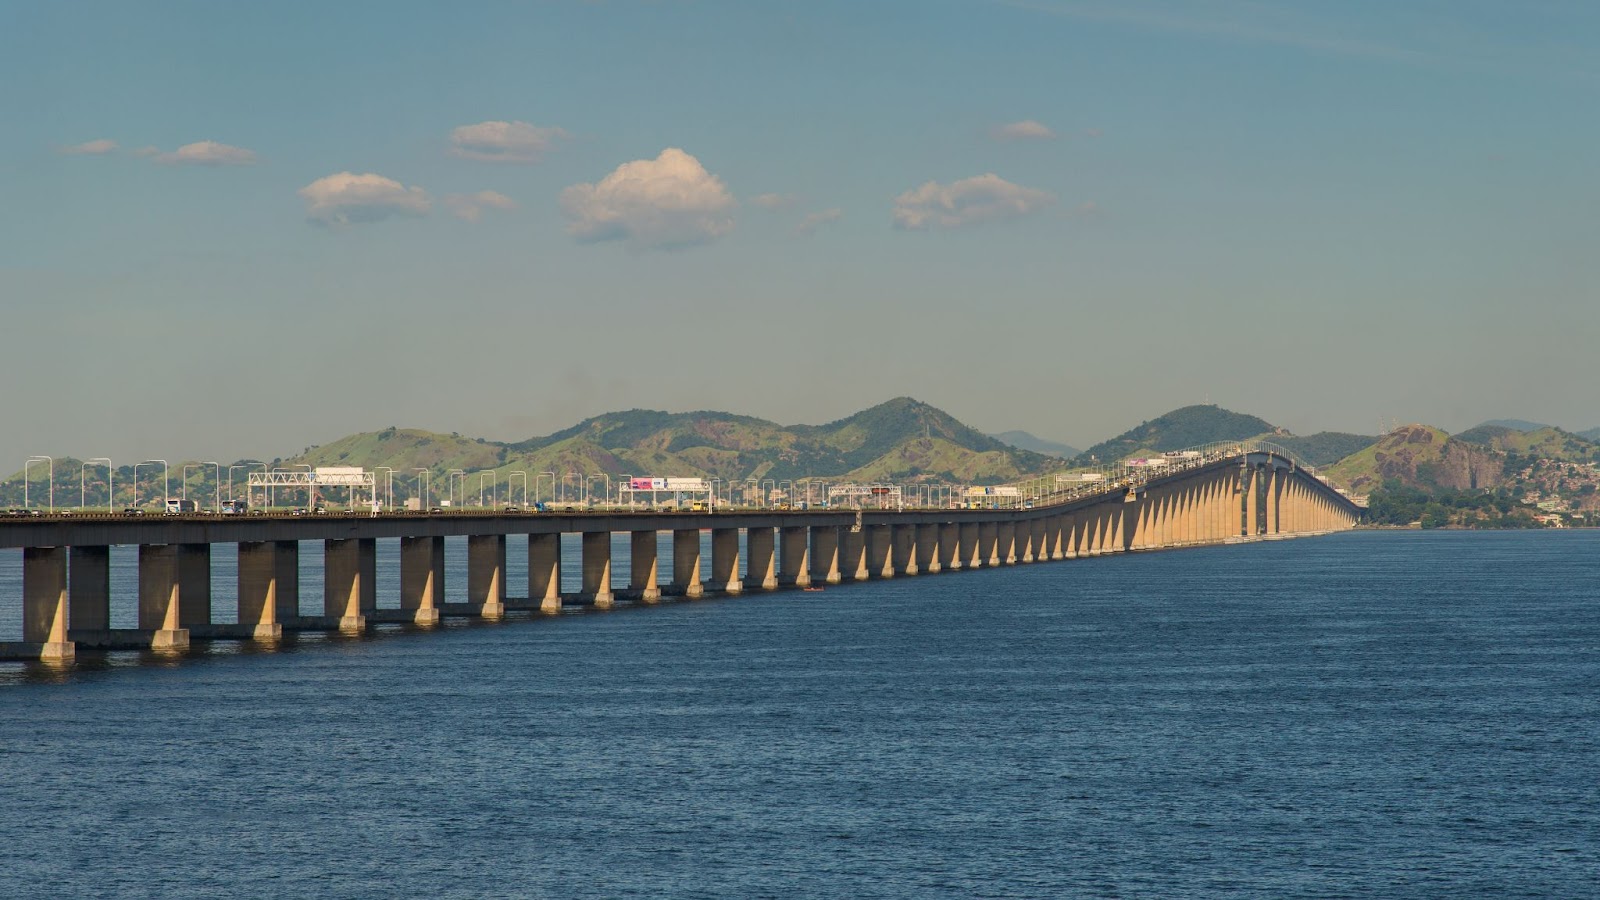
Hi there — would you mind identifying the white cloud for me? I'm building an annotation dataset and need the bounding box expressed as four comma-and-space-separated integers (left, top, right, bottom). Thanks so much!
992, 120, 1056, 141
795, 207, 842, 236
60, 139, 117, 155
443, 190, 518, 222
449, 120, 568, 163
751, 193, 795, 210
154, 140, 257, 166
297, 172, 431, 227
559, 148, 736, 250
892, 174, 1055, 230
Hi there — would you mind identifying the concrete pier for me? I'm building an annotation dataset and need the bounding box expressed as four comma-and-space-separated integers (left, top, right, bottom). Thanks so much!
530, 533, 562, 613
893, 524, 918, 576
939, 522, 961, 571
630, 531, 661, 602
916, 523, 940, 574
780, 526, 811, 588
400, 535, 444, 625
24, 546, 73, 662
960, 522, 981, 568
238, 541, 287, 639
708, 527, 742, 594
138, 544, 190, 651
747, 527, 778, 589
673, 529, 703, 598
468, 534, 507, 619
980, 522, 999, 567
810, 526, 841, 585
582, 531, 614, 607
841, 527, 869, 582
324, 538, 374, 633
997, 522, 1016, 565
867, 524, 894, 578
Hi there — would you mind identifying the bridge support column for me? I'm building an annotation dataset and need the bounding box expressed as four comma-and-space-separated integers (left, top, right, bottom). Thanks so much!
529, 533, 562, 614
841, 527, 869, 581
582, 532, 615, 607
400, 535, 444, 625
671, 529, 703, 598
1245, 467, 1260, 536
1062, 514, 1080, 558
1047, 516, 1065, 560
867, 525, 894, 578
709, 528, 743, 594
69, 545, 111, 634
1128, 498, 1148, 551
747, 527, 779, 589
810, 526, 841, 585
892, 524, 918, 576
939, 522, 962, 570
324, 538, 375, 632
177, 544, 211, 628
1013, 520, 1032, 563
1161, 490, 1178, 548
998, 522, 1017, 564
274, 541, 300, 619
630, 531, 660, 602
138, 545, 190, 651
238, 541, 286, 639
24, 546, 74, 662
1266, 470, 1282, 535
780, 526, 811, 587
980, 522, 999, 566
915, 524, 940, 573
960, 522, 981, 567
468, 534, 507, 618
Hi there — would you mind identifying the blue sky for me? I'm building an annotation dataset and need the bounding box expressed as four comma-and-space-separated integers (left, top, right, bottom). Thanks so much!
3, 0, 1597, 465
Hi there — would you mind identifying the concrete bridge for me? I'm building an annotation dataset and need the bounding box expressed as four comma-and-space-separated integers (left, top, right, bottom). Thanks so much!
0, 448, 1361, 663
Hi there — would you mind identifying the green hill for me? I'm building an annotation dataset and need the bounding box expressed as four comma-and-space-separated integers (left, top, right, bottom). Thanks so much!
1579, 427, 1600, 442
286, 397, 1056, 494
1323, 425, 1506, 495
1476, 419, 1549, 432
1453, 425, 1600, 462
1269, 432, 1379, 468
1075, 405, 1277, 464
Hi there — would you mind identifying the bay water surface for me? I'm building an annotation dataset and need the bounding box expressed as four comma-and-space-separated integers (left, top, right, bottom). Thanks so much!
1, 530, 1596, 897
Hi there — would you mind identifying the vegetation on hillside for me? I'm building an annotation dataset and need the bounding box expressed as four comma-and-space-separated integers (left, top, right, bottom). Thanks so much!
1452, 425, 1600, 463
1268, 432, 1378, 468
1324, 425, 1504, 495
1363, 481, 1540, 529
1074, 405, 1276, 464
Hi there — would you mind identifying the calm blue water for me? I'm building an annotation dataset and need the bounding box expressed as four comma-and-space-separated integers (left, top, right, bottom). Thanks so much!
1, 530, 1596, 897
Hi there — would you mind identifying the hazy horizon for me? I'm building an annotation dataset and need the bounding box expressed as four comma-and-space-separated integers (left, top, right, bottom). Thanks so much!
5, 1, 1596, 465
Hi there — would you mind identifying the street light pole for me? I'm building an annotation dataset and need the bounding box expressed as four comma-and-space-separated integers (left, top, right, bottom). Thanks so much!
133, 460, 169, 509
82, 457, 111, 511
374, 466, 394, 509
413, 468, 430, 509
25, 456, 53, 513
